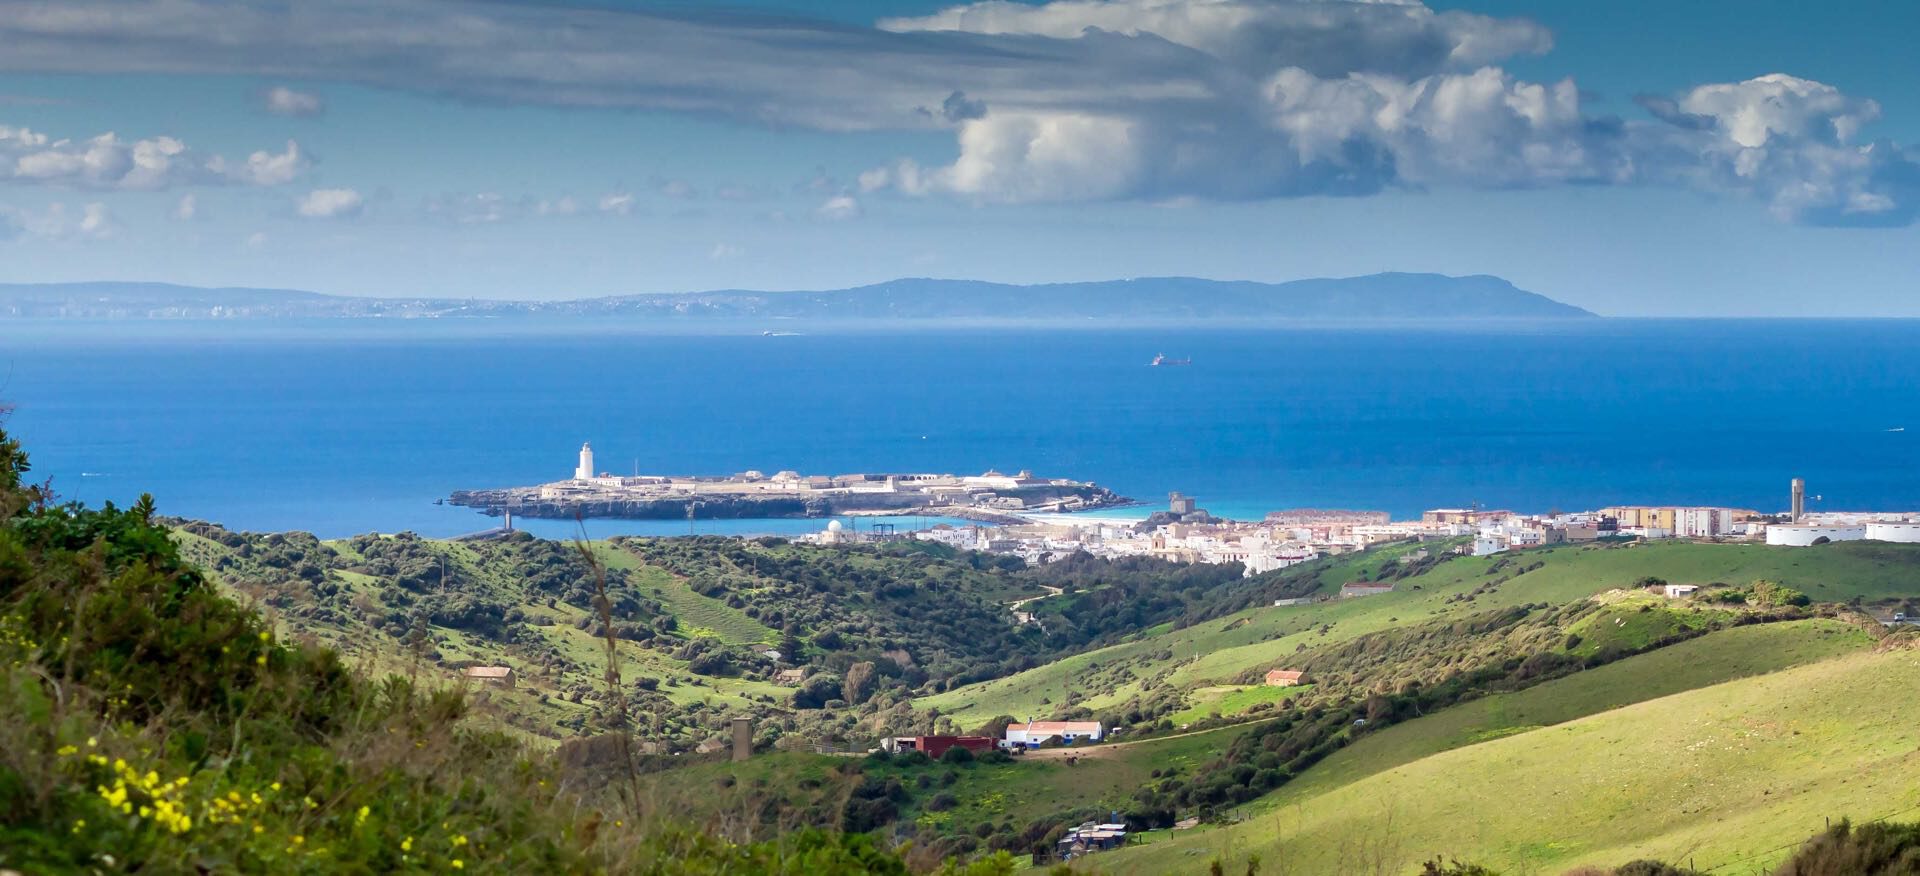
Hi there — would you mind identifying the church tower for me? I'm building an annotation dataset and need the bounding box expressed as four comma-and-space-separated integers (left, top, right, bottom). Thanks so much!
575, 442, 595, 481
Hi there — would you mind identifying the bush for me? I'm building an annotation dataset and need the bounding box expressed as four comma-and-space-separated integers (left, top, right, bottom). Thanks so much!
940, 745, 976, 764
1774, 819, 1920, 876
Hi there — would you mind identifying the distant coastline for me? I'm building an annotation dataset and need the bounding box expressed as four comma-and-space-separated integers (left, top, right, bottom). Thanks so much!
0, 272, 1596, 323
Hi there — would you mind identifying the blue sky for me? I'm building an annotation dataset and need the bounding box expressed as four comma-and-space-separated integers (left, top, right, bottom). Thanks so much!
2, 0, 1918, 316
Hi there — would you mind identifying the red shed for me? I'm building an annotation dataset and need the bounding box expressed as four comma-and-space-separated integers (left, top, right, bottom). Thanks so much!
891, 735, 994, 758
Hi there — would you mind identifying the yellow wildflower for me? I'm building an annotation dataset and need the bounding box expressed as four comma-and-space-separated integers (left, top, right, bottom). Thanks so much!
402, 836, 414, 852
451, 860, 464, 870
56, 745, 78, 757
452, 834, 468, 847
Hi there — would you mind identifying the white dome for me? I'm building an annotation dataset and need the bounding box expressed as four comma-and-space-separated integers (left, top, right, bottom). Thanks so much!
827, 520, 844, 532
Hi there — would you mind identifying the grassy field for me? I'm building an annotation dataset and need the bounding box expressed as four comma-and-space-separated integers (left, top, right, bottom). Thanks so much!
1168, 684, 1312, 726
1096, 642, 1920, 875
916, 540, 1920, 726
1259, 618, 1873, 810
591, 542, 779, 644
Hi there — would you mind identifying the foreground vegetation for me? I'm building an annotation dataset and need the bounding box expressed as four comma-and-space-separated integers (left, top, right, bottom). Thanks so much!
0, 424, 1010, 873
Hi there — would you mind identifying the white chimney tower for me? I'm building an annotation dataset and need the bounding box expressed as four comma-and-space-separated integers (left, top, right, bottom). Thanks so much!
575, 442, 595, 481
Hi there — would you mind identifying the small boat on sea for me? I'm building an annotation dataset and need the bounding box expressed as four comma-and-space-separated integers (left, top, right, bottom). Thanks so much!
1150, 354, 1191, 366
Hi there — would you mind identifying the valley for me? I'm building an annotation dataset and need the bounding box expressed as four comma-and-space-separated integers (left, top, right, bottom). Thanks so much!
153, 510, 1920, 870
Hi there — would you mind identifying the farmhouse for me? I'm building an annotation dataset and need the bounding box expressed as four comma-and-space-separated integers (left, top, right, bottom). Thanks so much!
462, 666, 515, 688
1264, 669, 1305, 686
1663, 584, 1700, 599
773, 668, 807, 686
1003, 720, 1104, 749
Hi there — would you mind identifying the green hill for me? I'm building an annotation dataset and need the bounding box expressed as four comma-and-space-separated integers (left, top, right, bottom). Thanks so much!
1096, 643, 1920, 874
915, 540, 1920, 727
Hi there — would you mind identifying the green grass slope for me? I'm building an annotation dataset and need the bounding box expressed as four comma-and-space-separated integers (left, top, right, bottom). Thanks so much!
1263, 618, 1872, 809
916, 541, 1920, 726
1099, 644, 1920, 875
590, 543, 778, 644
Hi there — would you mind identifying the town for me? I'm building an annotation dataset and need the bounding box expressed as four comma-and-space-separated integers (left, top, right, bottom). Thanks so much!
810, 477, 1920, 573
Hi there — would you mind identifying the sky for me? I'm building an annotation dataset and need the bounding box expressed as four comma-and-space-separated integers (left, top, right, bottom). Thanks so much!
2, 0, 1919, 316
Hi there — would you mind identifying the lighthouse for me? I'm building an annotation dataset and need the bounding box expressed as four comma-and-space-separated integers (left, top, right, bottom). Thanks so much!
574, 442, 595, 481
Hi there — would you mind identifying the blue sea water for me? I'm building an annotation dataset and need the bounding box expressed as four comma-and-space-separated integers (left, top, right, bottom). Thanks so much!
4, 319, 1918, 538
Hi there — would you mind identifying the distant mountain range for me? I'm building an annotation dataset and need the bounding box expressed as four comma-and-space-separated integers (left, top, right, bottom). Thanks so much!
0, 273, 1596, 322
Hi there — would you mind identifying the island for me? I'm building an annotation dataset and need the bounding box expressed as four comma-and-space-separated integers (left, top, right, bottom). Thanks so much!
447, 443, 1131, 521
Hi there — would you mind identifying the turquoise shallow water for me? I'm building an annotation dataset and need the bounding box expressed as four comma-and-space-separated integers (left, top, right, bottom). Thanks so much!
5, 319, 1918, 537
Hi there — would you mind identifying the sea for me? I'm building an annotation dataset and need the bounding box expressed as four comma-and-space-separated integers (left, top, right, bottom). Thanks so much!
5, 318, 1918, 539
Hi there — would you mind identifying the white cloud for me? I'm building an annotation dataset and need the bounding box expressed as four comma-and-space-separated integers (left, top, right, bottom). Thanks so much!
78, 202, 116, 237
0, 200, 117, 240
263, 85, 325, 117
218, 140, 308, 186
296, 187, 363, 219
709, 242, 745, 260
0, 124, 307, 189
0, 0, 1912, 223
174, 193, 198, 220
815, 195, 862, 221
244, 230, 268, 249
597, 192, 635, 215
1635, 74, 1918, 226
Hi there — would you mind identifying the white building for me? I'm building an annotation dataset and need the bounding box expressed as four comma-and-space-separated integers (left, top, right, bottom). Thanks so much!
1766, 524, 1867, 546
1472, 534, 1507, 556
1866, 522, 1920, 543
1003, 720, 1104, 749
573, 442, 595, 481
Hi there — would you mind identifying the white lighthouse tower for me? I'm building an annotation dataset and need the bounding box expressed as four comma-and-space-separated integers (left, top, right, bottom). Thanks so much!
574, 442, 595, 481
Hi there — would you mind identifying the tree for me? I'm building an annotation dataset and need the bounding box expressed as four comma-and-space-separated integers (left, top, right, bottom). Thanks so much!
844, 660, 877, 705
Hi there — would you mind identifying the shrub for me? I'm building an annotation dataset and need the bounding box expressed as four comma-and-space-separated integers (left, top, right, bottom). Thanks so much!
1774, 819, 1920, 876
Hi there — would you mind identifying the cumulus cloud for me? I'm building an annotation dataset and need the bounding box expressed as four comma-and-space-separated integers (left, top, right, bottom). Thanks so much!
0, 124, 308, 189
295, 188, 363, 219
263, 85, 325, 117
0, 0, 1912, 223
815, 195, 863, 221
0, 200, 117, 240
1637, 74, 1919, 226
